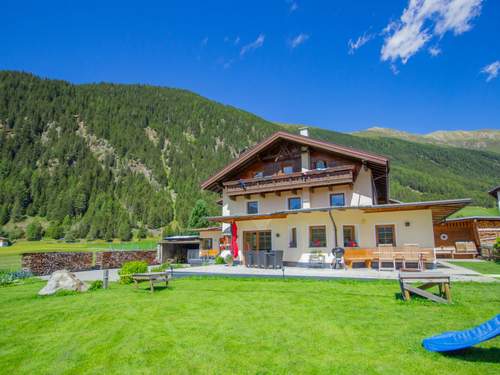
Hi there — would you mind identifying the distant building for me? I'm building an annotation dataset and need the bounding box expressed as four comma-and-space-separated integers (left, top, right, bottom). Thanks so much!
488, 185, 500, 212
0, 236, 11, 247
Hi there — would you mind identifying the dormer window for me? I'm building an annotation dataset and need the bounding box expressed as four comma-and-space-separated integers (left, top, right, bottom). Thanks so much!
283, 166, 294, 175
316, 160, 327, 170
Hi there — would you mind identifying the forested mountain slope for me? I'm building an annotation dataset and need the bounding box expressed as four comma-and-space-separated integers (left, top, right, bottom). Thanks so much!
1, 71, 499, 239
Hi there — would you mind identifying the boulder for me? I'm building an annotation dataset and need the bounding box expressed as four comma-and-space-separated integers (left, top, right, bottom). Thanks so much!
38, 270, 89, 296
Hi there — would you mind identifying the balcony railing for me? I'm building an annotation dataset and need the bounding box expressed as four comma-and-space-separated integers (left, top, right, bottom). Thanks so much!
223, 165, 355, 196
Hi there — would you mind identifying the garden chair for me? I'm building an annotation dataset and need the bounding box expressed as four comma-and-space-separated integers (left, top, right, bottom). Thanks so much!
374, 245, 396, 271
402, 244, 423, 270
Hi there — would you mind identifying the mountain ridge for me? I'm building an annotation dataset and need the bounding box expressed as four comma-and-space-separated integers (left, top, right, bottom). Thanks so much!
1, 71, 499, 239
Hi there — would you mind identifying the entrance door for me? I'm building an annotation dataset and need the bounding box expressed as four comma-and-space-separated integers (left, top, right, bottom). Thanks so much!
243, 231, 272, 251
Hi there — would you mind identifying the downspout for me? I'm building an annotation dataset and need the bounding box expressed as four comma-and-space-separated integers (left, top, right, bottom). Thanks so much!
328, 208, 338, 248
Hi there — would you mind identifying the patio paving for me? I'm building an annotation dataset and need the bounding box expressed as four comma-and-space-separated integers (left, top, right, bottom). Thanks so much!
41, 261, 498, 283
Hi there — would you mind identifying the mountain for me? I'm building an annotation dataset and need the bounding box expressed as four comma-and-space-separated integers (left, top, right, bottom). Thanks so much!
353, 127, 500, 154
1, 71, 499, 239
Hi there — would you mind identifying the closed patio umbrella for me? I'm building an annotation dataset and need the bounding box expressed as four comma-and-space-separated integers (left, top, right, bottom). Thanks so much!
231, 222, 239, 260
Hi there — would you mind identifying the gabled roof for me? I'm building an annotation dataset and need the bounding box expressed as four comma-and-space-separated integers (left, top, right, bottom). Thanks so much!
201, 131, 389, 192
488, 185, 500, 198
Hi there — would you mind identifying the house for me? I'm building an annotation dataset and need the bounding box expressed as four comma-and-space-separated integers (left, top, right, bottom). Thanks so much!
201, 129, 471, 266
0, 236, 11, 247
434, 187, 500, 249
488, 185, 500, 212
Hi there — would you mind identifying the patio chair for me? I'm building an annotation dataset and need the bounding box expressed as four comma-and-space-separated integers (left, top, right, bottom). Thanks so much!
374, 245, 396, 271
268, 250, 284, 269
258, 251, 269, 269
402, 244, 423, 270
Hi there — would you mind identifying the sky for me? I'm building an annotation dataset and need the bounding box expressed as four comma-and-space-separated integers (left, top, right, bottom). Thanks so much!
1, 0, 499, 133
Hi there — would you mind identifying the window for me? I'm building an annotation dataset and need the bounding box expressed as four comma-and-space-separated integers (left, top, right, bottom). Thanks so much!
201, 238, 213, 250
283, 166, 294, 174
243, 231, 272, 251
343, 225, 357, 247
316, 160, 327, 170
309, 226, 326, 247
247, 201, 259, 214
288, 197, 302, 210
330, 193, 345, 207
289, 227, 297, 248
376, 225, 396, 246
254, 171, 264, 178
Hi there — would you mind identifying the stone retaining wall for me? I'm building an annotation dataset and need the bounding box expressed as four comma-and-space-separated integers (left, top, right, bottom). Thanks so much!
95, 250, 158, 269
22, 252, 94, 276
22, 250, 158, 276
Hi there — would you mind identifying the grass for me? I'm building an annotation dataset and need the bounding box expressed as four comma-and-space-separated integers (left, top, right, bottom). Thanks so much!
0, 239, 157, 271
449, 261, 500, 275
451, 206, 500, 218
0, 277, 499, 374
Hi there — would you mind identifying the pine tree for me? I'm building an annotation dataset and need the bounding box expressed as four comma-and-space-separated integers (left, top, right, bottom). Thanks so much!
0, 205, 9, 225
118, 220, 132, 241
137, 225, 148, 239
187, 199, 210, 229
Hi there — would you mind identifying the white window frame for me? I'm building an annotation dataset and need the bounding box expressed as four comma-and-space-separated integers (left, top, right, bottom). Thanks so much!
287, 196, 302, 210
246, 200, 259, 215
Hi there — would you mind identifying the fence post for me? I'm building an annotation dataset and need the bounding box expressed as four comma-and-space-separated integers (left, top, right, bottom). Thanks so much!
103, 269, 109, 289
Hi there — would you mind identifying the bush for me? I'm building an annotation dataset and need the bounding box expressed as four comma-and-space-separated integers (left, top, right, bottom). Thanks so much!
46, 222, 64, 240
64, 231, 77, 243
8, 226, 24, 241
26, 221, 43, 241
118, 261, 148, 284
215, 256, 225, 265
0, 270, 33, 286
89, 280, 103, 291
137, 226, 148, 239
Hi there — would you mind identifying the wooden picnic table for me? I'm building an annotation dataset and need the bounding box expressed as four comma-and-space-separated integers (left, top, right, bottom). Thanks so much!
399, 271, 451, 304
132, 272, 170, 292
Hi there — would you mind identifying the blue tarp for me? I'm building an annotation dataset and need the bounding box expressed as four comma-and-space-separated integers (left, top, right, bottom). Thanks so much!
422, 314, 500, 352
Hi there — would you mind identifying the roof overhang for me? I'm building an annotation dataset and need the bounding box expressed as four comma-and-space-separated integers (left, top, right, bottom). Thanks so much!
207, 198, 471, 224
201, 131, 389, 195
488, 186, 500, 198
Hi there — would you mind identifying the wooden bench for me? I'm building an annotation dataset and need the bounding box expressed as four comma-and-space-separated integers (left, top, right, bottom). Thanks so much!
132, 272, 170, 292
344, 249, 374, 269
399, 271, 451, 303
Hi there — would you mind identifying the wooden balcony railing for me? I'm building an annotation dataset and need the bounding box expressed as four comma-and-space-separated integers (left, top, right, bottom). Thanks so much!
223, 165, 355, 196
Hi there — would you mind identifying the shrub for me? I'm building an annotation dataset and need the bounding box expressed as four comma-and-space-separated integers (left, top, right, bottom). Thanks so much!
137, 226, 148, 239
64, 231, 77, 243
118, 261, 148, 284
8, 226, 24, 241
26, 221, 43, 241
225, 255, 234, 264
0, 270, 33, 286
89, 280, 103, 291
46, 222, 64, 240
215, 256, 225, 265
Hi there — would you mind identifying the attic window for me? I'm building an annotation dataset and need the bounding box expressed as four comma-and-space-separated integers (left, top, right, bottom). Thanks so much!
254, 171, 264, 178
316, 160, 327, 170
283, 166, 294, 174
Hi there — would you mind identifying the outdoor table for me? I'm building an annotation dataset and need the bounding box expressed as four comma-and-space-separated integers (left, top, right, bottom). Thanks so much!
132, 271, 170, 292
399, 271, 451, 303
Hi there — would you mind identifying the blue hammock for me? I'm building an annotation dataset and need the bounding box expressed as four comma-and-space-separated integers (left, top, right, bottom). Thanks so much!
422, 314, 500, 352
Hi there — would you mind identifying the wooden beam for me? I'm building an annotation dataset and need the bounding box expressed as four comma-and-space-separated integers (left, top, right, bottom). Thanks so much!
328, 185, 333, 191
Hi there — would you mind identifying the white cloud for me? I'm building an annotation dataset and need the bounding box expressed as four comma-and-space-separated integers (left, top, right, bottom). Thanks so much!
289, 33, 310, 49
240, 34, 265, 57
381, 0, 482, 64
348, 33, 374, 54
234, 36, 240, 45
287, 0, 298, 13
428, 45, 442, 56
201, 37, 208, 47
481, 61, 500, 82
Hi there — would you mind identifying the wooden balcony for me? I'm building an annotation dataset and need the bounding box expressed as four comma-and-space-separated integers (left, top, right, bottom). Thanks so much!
223, 165, 356, 197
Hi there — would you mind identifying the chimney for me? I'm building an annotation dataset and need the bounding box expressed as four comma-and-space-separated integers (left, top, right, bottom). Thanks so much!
299, 127, 309, 137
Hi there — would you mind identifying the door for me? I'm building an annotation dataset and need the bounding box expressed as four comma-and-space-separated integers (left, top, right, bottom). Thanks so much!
243, 231, 272, 251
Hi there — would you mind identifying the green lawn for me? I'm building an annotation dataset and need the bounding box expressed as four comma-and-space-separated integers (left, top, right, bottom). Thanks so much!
449, 261, 500, 275
0, 277, 499, 374
0, 239, 157, 271
451, 206, 500, 218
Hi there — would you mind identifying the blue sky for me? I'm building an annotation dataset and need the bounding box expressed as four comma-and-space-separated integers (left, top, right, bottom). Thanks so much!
2, 0, 499, 133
